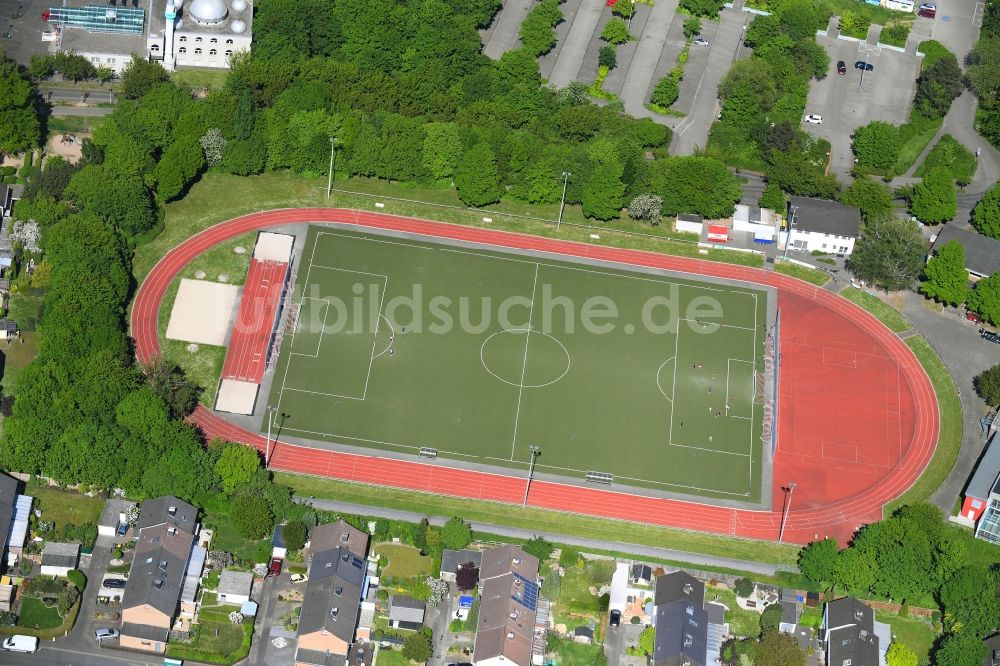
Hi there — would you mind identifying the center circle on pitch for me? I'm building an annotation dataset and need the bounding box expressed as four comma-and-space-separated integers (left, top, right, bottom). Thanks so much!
480, 329, 571, 389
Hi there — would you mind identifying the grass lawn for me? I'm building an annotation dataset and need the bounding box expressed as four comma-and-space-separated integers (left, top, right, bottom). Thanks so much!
278, 472, 799, 565
17, 597, 63, 630
552, 564, 602, 627
773, 260, 831, 286
875, 612, 936, 665
548, 634, 605, 665
7, 291, 44, 331
708, 585, 760, 639
0, 330, 40, 391
376, 543, 432, 579
895, 119, 943, 176
884, 335, 962, 514
268, 226, 766, 499
133, 171, 764, 288
202, 510, 273, 563
171, 67, 231, 91
914, 134, 977, 184
375, 647, 413, 666
166, 617, 251, 665
32, 486, 104, 530
839, 288, 912, 333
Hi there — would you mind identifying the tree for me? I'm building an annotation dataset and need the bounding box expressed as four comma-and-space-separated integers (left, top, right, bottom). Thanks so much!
852, 121, 901, 173
921, 240, 968, 305
760, 603, 783, 631
885, 641, 917, 666
934, 631, 987, 666
10, 220, 40, 254
612, 0, 634, 18
282, 520, 307, 551
199, 128, 227, 167
581, 158, 626, 220
455, 142, 503, 207
120, 55, 170, 100
975, 364, 1000, 406
938, 565, 1000, 637
230, 493, 275, 539
798, 538, 839, 585
403, 628, 433, 662
422, 122, 463, 181
911, 166, 957, 223
915, 54, 964, 118
755, 629, 805, 666
441, 517, 472, 550
140, 357, 201, 418
154, 136, 205, 201
519, 0, 562, 55
638, 626, 655, 654
840, 179, 893, 221
972, 184, 1000, 239
759, 182, 785, 212
0, 51, 41, 154
833, 547, 877, 592
680, 0, 724, 18
848, 216, 926, 291
214, 443, 262, 495
969, 273, 1000, 325
683, 17, 703, 38
719, 59, 777, 127
413, 517, 429, 553
733, 577, 754, 597
601, 18, 632, 45
598, 45, 617, 70
650, 76, 680, 108
628, 193, 662, 225
653, 156, 742, 219
455, 564, 480, 591
521, 536, 553, 564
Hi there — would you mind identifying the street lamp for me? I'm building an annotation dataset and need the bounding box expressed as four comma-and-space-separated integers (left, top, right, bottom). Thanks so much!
326, 137, 339, 199
557, 172, 571, 230
522, 445, 541, 507
859, 54, 870, 89
265, 405, 277, 466
777, 482, 797, 543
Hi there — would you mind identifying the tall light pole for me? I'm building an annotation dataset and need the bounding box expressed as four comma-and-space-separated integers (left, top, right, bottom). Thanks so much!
522, 445, 541, 507
859, 55, 869, 89
777, 482, 797, 543
557, 172, 571, 230
326, 137, 338, 199
265, 405, 277, 466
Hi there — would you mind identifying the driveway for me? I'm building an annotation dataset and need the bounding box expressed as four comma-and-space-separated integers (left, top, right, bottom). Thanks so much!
669, 1, 749, 155
802, 33, 921, 180
425, 586, 453, 666
68, 538, 116, 651
605, 622, 644, 666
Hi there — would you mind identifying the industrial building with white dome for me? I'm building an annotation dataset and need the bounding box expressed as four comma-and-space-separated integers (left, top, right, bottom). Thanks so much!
45, 0, 252, 73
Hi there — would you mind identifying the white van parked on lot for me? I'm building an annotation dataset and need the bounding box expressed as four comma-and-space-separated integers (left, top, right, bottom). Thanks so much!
2, 634, 39, 652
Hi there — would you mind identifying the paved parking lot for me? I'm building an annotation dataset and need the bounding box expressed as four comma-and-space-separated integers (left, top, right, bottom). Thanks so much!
0, 0, 52, 65
802, 35, 921, 178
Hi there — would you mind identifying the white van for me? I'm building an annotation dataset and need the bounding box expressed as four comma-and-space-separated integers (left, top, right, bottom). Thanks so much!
2, 634, 40, 652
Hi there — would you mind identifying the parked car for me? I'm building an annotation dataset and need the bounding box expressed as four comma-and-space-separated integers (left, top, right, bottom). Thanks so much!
854, 60, 874, 71
269, 556, 283, 577
94, 627, 119, 641
289, 573, 308, 584
2, 635, 39, 653
918, 2, 936, 17
804, 114, 823, 124
967, 311, 981, 323
102, 578, 127, 589
837, 60, 846, 75
694, 37, 709, 46
610, 609, 622, 626
981, 329, 1000, 344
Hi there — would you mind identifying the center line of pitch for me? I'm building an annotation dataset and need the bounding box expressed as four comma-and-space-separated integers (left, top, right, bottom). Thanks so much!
510, 264, 540, 461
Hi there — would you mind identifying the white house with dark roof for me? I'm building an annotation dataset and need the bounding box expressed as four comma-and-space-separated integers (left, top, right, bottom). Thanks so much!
388, 594, 425, 630
786, 197, 862, 256
217, 570, 253, 605
931, 224, 1000, 281
41, 541, 79, 577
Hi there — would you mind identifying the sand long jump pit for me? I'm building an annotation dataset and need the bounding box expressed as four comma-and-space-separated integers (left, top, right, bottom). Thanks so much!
165, 278, 240, 346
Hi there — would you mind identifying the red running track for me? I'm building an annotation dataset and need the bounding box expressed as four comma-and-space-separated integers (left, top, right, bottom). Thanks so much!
132, 209, 939, 545
220, 258, 288, 384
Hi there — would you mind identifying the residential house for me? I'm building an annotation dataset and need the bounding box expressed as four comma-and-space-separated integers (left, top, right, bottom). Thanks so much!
119, 496, 200, 654
40, 542, 79, 577
472, 545, 542, 666
0, 320, 17, 341
652, 571, 708, 666
217, 570, 253, 606
631, 564, 652, 585
98, 499, 136, 538
308, 519, 369, 560
440, 548, 482, 583
932, 224, 1000, 281
822, 596, 890, 666
388, 594, 425, 630
0, 471, 31, 573
960, 432, 1000, 540
786, 197, 862, 256
294, 545, 368, 666
573, 626, 594, 644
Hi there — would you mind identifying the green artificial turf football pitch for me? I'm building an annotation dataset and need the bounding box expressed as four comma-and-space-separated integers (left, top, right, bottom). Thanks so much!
265, 226, 768, 501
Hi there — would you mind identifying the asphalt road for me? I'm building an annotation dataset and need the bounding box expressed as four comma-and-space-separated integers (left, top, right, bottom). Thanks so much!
0, 0, 51, 65
547, 0, 604, 87
40, 87, 117, 104
482, 0, 535, 60
50, 106, 115, 116
615, 0, 679, 118
296, 497, 792, 576
0, 645, 158, 666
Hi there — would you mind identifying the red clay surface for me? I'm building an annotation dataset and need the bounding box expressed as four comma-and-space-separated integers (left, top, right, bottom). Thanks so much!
132, 209, 939, 545
220, 258, 288, 384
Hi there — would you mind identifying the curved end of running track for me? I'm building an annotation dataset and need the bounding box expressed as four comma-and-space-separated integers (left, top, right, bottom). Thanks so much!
132, 208, 939, 545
